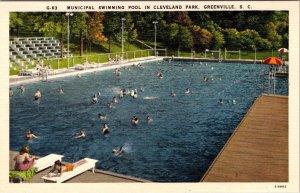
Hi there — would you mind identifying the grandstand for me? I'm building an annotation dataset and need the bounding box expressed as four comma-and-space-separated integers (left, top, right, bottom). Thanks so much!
9, 37, 71, 70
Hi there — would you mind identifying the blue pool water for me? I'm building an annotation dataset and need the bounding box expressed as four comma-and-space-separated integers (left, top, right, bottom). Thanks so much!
10, 61, 288, 182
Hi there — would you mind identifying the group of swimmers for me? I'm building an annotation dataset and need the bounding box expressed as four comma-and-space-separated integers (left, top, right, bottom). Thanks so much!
218, 99, 236, 105
13, 61, 240, 163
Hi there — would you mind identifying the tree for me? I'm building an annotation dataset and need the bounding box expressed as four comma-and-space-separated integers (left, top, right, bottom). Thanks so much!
223, 28, 240, 49
103, 12, 121, 53
69, 13, 89, 56
211, 30, 225, 49
265, 22, 282, 49
176, 25, 193, 50
28, 13, 66, 57
239, 29, 272, 50
190, 25, 212, 50
166, 12, 192, 27
10, 13, 23, 37
124, 13, 138, 50
164, 23, 179, 48
86, 12, 107, 52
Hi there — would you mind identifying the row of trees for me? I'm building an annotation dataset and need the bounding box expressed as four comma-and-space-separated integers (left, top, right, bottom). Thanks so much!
10, 11, 288, 56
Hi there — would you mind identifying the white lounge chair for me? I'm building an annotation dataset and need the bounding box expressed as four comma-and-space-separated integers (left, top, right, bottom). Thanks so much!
34, 154, 64, 172
75, 64, 84, 70
41, 158, 98, 183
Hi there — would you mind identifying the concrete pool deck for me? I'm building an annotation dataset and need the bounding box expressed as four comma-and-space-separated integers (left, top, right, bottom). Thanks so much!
10, 56, 163, 86
201, 94, 288, 182
9, 151, 151, 183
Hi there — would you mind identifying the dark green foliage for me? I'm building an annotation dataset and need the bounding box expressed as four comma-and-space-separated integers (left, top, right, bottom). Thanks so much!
9, 11, 288, 53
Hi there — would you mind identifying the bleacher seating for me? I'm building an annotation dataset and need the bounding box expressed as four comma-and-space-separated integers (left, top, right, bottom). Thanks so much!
9, 37, 71, 69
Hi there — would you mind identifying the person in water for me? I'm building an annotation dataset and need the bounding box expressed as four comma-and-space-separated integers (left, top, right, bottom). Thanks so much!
119, 89, 124, 98
34, 89, 42, 100
98, 113, 106, 120
140, 87, 145, 92
59, 88, 64, 94
185, 88, 190, 94
115, 68, 121, 76
219, 99, 224, 104
75, 129, 86, 138
9, 88, 13, 97
131, 116, 139, 126
25, 130, 39, 141
147, 116, 153, 124
92, 95, 98, 104
171, 90, 176, 97
107, 103, 115, 109
112, 145, 124, 156
48, 159, 87, 176
132, 90, 138, 99
18, 85, 25, 93
13, 145, 36, 171
112, 96, 118, 103
102, 123, 110, 135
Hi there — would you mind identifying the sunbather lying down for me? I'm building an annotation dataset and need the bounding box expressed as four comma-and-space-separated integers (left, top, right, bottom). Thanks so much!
48, 159, 87, 176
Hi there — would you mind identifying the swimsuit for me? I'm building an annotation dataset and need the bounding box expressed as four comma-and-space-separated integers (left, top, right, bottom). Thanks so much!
15, 159, 35, 171
64, 164, 74, 172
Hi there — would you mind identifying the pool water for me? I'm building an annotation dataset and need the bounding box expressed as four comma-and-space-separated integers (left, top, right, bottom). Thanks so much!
10, 61, 288, 182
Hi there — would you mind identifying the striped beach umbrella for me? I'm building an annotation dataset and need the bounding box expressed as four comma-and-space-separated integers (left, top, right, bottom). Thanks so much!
278, 48, 288, 54
262, 57, 283, 65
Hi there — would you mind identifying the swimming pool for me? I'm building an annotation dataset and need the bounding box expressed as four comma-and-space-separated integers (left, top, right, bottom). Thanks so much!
10, 61, 288, 182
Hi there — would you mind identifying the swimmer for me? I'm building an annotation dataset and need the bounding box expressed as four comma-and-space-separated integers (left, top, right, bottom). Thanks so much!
112, 145, 124, 156
171, 90, 176, 97
133, 90, 138, 99
203, 76, 209, 82
18, 85, 25, 93
115, 68, 121, 76
232, 99, 236, 105
147, 116, 153, 124
75, 129, 86, 138
25, 130, 39, 141
130, 89, 134, 97
155, 72, 163, 79
140, 87, 145, 92
97, 92, 101, 96
59, 88, 64, 94
9, 88, 13, 97
211, 67, 214, 70
34, 89, 42, 100
76, 73, 81, 78
102, 123, 110, 135
158, 73, 163, 79
185, 88, 190, 94
112, 96, 118, 103
92, 95, 98, 104
219, 99, 224, 104
107, 103, 115, 109
119, 89, 124, 98
131, 116, 139, 126
98, 113, 106, 120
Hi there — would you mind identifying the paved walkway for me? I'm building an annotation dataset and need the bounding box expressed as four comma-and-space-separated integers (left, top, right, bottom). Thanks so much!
201, 94, 288, 182
10, 56, 162, 86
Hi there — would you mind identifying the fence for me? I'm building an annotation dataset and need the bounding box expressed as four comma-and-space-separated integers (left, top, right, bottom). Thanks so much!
44, 49, 167, 70
182, 49, 288, 62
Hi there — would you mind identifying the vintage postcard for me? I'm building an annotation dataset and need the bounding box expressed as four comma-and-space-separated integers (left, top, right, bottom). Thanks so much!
0, 1, 299, 193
